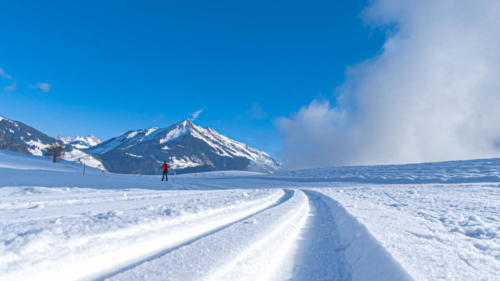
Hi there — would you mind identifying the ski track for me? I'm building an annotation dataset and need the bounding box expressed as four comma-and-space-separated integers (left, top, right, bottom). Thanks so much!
95, 189, 295, 281
0, 185, 433, 281
100, 190, 413, 281
290, 190, 351, 281
103, 189, 308, 281
1, 189, 284, 281
301, 190, 414, 281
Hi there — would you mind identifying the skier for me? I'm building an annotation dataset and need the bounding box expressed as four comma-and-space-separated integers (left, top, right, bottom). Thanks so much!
161, 161, 169, 181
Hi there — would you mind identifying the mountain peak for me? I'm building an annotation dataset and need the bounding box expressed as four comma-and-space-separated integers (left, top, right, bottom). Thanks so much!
87, 134, 101, 143
59, 135, 101, 149
86, 118, 281, 174
180, 118, 195, 127
0, 116, 16, 124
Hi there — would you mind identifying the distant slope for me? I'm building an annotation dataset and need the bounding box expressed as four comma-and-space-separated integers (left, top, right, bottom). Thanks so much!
0, 116, 59, 155
86, 119, 281, 174
59, 135, 101, 149
0, 116, 104, 170
276, 158, 500, 184
59, 135, 105, 169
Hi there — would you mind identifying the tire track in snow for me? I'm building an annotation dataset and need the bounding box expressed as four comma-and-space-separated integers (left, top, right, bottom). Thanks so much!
93, 189, 295, 281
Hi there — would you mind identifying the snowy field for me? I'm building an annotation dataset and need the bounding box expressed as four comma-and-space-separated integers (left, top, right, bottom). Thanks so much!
0, 150, 499, 281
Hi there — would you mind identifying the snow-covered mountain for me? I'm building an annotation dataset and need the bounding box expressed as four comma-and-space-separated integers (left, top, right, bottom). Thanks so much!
59, 135, 101, 149
0, 116, 105, 170
86, 119, 281, 174
59, 135, 105, 170
0, 116, 58, 156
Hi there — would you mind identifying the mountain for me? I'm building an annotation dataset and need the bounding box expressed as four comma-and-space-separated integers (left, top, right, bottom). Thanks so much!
59, 135, 101, 149
0, 116, 105, 170
86, 119, 281, 174
59, 135, 105, 170
0, 116, 58, 155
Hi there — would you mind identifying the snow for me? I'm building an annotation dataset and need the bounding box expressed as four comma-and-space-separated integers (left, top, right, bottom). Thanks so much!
24, 139, 50, 156
126, 131, 138, 139
292, 190, 413, 281
86, 135, 101, 146
185, 121, 280, 172
63, 148, 105, 170
0, 150, 76, 172
0, 186, 280, 281
277, 158, 500, 184
145, 127, 158, 136
159, 126, 188, 144
0, 150, 498, 281
176, 170, 266, 178
317, 184, 500, 280
57, 136, 105, 169
89, 137, 124, 154
125, 152, 143, 158
59, 135, 101, 149
169, 155, 204, 169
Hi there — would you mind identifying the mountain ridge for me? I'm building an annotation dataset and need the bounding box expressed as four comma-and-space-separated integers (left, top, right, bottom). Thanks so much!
0, 116, 280, 174
86, 118, 281, 174
0, 116, 104, 169
59, 135, 101, 149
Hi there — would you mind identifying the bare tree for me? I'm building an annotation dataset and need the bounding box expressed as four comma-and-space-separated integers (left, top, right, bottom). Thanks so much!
45, 142, 66, 163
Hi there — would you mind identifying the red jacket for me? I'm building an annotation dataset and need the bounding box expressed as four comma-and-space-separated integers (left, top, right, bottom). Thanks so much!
161, 163, 169, 172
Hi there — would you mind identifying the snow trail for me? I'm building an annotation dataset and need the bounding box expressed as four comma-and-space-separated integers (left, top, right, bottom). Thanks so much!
205, 190, 308, 281
306, 190, 414, 281
289, 190, 351, 281
96, 189, 295, 281
102, 189, 309, 281
1, 189, 284, 281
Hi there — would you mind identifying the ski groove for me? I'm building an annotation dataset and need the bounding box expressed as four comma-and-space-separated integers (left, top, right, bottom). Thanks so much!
297, 190, 414, 281
93, 189, 294, 281
290, 190, 351, 281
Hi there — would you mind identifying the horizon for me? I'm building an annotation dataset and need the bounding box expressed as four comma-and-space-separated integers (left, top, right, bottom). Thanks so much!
6, 111, 500, 169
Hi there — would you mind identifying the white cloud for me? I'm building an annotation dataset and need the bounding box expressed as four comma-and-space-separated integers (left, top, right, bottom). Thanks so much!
279, 0, 500, 169
190, 108, 204, 121
29, 82, 51, 93
3, 81, 17, 91
0, 68, 12, 80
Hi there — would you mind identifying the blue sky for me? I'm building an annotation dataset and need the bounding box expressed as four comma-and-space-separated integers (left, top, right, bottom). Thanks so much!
0, 0, 385, 158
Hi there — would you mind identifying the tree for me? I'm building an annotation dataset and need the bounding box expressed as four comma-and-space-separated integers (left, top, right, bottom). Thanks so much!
45, 142, 66, 163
